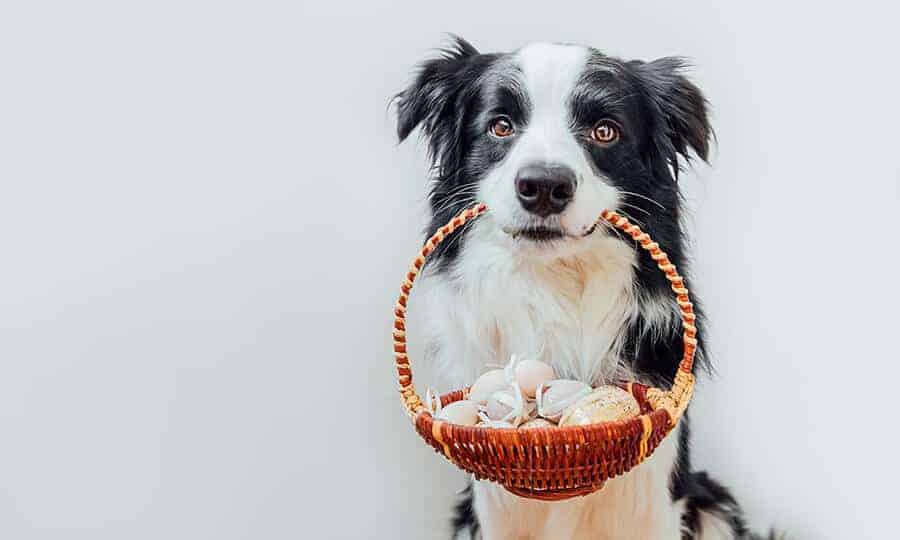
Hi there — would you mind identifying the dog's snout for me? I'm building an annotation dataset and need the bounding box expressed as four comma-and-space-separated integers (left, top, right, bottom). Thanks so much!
515, 163, 576, 217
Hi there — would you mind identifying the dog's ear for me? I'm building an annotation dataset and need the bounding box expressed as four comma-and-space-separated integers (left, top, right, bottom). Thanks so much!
634, 57, 712, 177
394, 36, 479, 168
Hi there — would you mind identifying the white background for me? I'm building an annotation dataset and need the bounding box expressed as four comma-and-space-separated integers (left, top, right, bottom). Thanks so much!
2, 1, 899, 539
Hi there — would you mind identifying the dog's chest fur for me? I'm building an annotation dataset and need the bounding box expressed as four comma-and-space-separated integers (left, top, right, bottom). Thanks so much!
420, 221, 643, 391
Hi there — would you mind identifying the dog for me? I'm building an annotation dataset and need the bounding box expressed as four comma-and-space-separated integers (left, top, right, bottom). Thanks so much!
395, 37, 762, 540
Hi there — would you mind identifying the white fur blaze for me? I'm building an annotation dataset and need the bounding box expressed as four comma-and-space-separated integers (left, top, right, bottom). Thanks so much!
478, 43, 621, 241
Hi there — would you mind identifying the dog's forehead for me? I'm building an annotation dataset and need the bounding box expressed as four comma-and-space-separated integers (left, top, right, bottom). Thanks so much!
511, 43, 590, 109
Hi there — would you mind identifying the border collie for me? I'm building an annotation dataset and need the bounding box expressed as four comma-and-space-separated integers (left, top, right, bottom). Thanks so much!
395, 37, 761, 540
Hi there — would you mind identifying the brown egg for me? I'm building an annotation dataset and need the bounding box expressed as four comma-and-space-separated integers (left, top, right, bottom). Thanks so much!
558, 386, 640, 426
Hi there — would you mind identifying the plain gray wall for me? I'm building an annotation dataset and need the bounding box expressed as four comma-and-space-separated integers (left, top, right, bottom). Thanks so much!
2, 1, 899, 539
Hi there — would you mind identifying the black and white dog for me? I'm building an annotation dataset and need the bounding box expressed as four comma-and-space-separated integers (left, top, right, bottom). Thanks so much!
395, 37, 758, 540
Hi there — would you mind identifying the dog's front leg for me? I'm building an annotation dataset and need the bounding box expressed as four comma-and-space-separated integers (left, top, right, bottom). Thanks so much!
472, 480, 549, 540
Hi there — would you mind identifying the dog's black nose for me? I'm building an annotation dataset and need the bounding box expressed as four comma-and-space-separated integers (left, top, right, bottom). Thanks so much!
515, 163, 576, 217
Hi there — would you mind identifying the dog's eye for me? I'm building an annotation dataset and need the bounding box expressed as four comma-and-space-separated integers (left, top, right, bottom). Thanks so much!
591, 120, 620, 144
489, 116, 515, 138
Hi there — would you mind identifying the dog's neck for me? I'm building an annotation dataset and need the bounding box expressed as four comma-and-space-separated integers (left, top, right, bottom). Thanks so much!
420, 222, 641, 390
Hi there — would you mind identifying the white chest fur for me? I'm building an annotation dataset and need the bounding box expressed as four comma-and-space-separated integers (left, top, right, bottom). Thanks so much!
419, 219, 640, 391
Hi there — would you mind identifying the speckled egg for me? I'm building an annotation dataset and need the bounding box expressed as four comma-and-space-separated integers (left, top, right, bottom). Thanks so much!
519, 417, 556, 429
558, 386, 640, 426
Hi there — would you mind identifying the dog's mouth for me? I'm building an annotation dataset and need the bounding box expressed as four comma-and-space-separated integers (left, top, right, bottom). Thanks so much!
511, 226, 566, 242
504, 222, 601, 242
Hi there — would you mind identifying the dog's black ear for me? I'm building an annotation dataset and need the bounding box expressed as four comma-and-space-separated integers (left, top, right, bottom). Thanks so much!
634, 57, 712, 177
394, 36, 479, 166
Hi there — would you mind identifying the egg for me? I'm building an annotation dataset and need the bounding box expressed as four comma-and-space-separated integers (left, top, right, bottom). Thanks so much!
514, 358, 555, 398
468, 369, 510, 404
558, 386, 640, 426
484, 383, 534, 427
535, 379, 592, 422
435, 399, 480, 426
476, 411, 516, 428
519, 417, 556, 429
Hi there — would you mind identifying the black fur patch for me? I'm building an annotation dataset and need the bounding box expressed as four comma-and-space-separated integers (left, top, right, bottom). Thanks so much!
450, 484, 479, 539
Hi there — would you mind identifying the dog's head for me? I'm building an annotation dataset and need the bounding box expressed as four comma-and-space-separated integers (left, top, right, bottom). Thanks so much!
396, 37, 710, 264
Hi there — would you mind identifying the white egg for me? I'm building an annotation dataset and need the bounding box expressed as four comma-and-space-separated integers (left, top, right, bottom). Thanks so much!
476, 411, 516, 428
535, 379, 593, 422
468, 369, 510, 404
514, 359, 555, 398
434, 399, 480, 426
558, 386, 640, 426
484, 383, 534, 427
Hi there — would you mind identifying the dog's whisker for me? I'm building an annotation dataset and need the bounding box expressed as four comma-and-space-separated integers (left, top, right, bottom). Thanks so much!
618, 191, 667, 211
430, 185, 480, 216
598, 219, 627, 243
619, 201, 650, 215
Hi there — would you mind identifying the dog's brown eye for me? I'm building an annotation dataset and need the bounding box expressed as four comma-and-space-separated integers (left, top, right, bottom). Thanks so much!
591, 120, 620, 144
489, 117, 514, 137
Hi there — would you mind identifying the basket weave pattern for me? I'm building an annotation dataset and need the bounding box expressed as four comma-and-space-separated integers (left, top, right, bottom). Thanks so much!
392, 203, 696, 500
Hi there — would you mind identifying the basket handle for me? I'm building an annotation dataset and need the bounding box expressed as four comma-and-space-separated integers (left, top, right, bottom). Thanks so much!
392, 203, 696, 424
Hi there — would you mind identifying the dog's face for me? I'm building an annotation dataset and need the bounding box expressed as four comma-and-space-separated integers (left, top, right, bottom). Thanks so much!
396, 38, 710, 263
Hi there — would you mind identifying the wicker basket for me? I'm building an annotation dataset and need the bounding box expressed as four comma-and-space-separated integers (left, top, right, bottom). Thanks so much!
393, 203, 697, 501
